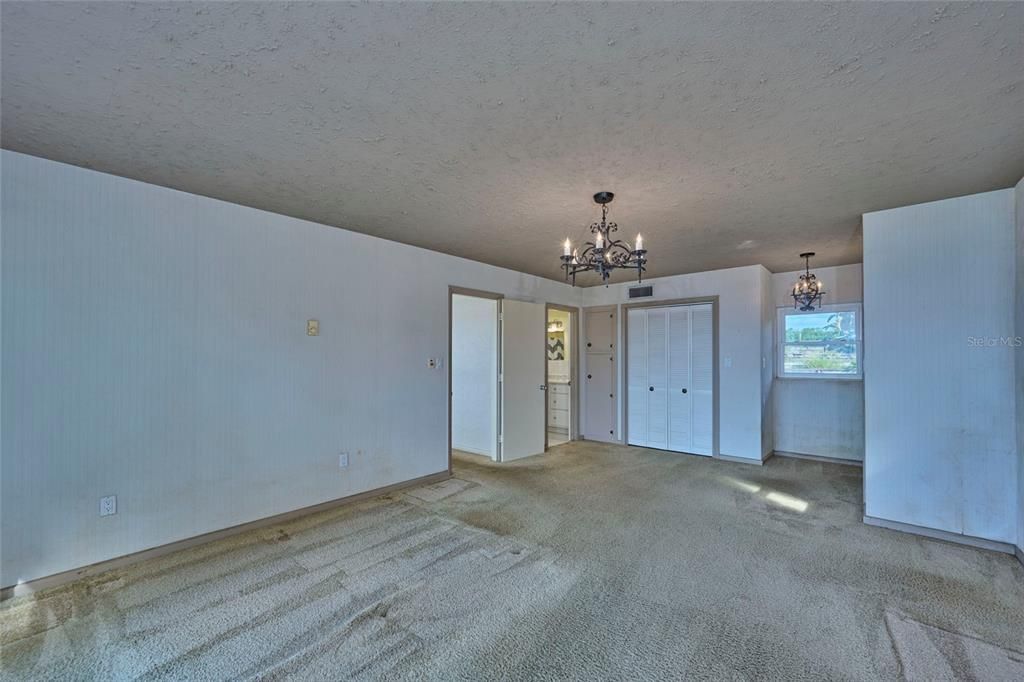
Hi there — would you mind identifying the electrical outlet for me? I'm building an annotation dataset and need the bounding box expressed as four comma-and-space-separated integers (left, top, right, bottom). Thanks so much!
427, 358, 437, 368
339, 452, 349, 469
99, 495, 117, 517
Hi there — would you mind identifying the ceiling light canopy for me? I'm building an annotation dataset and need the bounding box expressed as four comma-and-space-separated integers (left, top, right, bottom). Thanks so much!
561, 192, 647, 287
792, 252, 826, 311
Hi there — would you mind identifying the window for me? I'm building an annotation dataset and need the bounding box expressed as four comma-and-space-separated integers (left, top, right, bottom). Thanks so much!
777, 304, 862, 379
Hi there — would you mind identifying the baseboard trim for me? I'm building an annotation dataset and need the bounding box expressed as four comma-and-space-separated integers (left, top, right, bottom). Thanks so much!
1, 470, 451, 601
451, 444, 494, 458
863, 515, 1015, 555
715, 453, 764, 466
774, 450, 863, 467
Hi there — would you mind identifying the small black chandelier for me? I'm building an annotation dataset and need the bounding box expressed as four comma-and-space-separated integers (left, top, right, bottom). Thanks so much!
561, 192, 647, 286
791, 252, 826, 311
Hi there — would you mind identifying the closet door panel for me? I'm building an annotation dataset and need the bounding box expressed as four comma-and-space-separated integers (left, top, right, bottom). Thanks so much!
690, 304, 714, 455
645, 309, 669, 450
585, 309, 614, 353
583, 307, 617, 442
668, 306, 693, 453
584, 362, 615, 440
626, 308, 648, 446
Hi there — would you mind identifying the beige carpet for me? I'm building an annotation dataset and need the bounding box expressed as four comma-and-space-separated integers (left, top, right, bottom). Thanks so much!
2, 441, 1023, 680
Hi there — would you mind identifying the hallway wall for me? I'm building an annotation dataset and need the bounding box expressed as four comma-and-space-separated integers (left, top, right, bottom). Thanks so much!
1, 151, 580, 586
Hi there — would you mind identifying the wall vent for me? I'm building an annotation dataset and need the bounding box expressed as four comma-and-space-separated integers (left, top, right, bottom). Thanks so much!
628, 285, 653, 299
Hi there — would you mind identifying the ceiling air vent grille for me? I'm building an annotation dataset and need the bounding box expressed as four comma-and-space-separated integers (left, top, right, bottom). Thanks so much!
628, 285, 653, 299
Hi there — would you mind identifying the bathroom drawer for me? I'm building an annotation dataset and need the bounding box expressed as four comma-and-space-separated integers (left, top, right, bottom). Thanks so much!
548, 408, 569, 428
549, 395, 569, 410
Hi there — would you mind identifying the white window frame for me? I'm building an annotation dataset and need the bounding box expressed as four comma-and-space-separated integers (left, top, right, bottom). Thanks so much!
776, 303, 863, 380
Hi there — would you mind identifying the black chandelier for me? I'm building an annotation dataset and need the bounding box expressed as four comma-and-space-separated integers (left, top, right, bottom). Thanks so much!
561, 192, 647, 286
791, 252, 826, 311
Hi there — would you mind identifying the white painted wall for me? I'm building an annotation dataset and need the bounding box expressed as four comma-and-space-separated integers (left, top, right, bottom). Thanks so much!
0, 151, 581, 586
771, 264, 865, 461
863, 189, 1017, 544
582, 266, 769, 462
1016, 178, 1024, 555
451, 295, 498, 458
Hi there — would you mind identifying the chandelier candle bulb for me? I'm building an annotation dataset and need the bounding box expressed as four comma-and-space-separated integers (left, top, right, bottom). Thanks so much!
635, 234, 643, 251
563, 239, 571, 256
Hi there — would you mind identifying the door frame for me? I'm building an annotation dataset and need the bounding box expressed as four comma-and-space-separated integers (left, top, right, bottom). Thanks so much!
622, 296, 720, 458
544, 303, 580, 449
448, 286, 503, 473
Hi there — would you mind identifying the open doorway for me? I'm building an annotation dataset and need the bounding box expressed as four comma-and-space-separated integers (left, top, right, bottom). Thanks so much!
449, 289, 501, 468
546, 305, 577, 448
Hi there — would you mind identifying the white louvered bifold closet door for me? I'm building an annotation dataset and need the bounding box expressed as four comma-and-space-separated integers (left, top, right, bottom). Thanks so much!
645, 308, 669, 450
626, 308, 648, 447
667, 306, 692, 453
689, 304, 714, 455
628, 303, 714, 456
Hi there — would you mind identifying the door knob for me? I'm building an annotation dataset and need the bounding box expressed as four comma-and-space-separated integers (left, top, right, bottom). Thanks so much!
649, 386, 654, 391
587, 374, 592, 379
540, 385, 547, 391
681, 388, 688, 394
587, 342, 592, 347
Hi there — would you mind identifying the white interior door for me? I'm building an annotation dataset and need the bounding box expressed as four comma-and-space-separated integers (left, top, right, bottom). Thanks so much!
501, 299, 546, 461
584, 308, 618, 442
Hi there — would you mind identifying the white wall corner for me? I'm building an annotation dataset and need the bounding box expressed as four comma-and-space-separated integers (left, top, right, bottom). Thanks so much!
864, 188, 1017, 544
759, 265, 775, 459
1014, 176, 1024, 554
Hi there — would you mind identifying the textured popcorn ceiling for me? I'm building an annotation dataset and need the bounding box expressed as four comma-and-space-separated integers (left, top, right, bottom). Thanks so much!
2, 2, 1023, 284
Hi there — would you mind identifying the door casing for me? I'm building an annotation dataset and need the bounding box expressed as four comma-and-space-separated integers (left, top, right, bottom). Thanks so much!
448, 286, 503, 473
545, 303, 580, 449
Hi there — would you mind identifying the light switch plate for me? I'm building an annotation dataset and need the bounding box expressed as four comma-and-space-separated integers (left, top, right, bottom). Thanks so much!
99, 495, 117, 517
307, 319, 319, 336
339, 452, 349, 469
